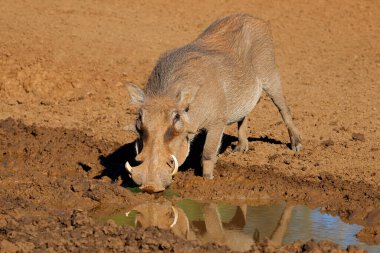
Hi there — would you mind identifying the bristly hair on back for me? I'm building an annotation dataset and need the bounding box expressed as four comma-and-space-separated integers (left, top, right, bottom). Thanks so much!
144, 44, 212, 97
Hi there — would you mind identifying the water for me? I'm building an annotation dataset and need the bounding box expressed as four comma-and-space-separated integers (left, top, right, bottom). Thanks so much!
97, 199, 380, 252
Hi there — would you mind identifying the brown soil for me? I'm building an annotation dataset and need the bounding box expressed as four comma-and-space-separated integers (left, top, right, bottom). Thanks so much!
0, 0, 379, 252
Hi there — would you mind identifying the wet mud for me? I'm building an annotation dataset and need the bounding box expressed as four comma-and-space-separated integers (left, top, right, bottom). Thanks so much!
1, 0, 380, 252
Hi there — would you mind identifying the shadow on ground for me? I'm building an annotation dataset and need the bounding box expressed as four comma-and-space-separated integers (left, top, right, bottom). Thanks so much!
95, 141, 139, 187
95, 131, 285, 183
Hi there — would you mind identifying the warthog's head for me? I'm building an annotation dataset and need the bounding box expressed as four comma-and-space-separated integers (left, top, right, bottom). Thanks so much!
126, 84, 198, 193
126, 202, 181, 229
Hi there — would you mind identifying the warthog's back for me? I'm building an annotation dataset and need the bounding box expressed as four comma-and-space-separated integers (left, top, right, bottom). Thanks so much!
145, 14, 276, 125
193, 14, 276, 124
195, 14, 275, 66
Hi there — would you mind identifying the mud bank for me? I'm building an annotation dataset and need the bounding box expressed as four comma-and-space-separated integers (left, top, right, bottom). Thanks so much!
0, 209, 367, 253
0, 118, 378, 252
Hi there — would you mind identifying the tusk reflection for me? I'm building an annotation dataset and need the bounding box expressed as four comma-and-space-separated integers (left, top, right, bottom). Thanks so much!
170, 154, 179, 176
170, 206, 178, 228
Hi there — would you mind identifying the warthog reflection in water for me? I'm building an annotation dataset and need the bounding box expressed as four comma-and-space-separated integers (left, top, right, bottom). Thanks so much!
126, 201, 294, 252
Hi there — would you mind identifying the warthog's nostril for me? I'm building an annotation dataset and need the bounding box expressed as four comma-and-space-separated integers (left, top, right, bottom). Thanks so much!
170, 154, 178, 176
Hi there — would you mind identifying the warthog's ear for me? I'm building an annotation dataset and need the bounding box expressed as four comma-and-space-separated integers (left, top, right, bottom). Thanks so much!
176, 86, 199, 110
126, 83, 145, 105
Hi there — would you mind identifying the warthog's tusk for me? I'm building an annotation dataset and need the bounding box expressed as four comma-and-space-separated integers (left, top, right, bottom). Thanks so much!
170, 206, 178, 228
125, 209, 136, 217
170, 155, 178, 176
135, 142, 139, 155
125, 161, 133, 174
126, 210, 138, 227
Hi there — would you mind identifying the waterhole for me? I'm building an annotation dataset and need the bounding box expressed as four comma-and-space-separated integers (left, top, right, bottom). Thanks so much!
94, 199, 379, 252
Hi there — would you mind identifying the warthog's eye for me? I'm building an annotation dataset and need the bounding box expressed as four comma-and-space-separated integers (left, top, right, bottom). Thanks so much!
138, 109, 143, 119
136, 118, 148, 141
173, 114, 184, 132
136, 119, 142, 131
171, 111, 183, 130
173, 113, 180, 123
136, 110, 144, 131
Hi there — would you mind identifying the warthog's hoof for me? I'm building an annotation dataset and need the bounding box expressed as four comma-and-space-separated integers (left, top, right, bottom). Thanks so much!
203, 173, 214, 179
202, 160, 214, 179
233, 140, 249, 153
291, 143, 302, 152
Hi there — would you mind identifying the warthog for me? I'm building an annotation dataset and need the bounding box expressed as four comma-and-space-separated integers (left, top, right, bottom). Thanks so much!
126, 14, 302, 193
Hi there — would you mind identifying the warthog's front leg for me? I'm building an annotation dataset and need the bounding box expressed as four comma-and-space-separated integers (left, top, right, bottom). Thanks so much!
202, 125, 225, 179
234, 117, 249, 153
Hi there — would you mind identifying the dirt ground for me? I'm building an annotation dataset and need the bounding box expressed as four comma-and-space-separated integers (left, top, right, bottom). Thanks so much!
0, 0, 379, 252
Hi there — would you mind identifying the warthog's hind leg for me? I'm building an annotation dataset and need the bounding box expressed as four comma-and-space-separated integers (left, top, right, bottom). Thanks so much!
264, 73, 302, 151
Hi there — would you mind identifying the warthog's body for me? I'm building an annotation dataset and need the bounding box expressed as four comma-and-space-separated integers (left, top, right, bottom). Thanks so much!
127, 14, 302, 193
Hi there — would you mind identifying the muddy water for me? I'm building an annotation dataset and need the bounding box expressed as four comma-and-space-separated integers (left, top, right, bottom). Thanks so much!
96, 200, 380, 253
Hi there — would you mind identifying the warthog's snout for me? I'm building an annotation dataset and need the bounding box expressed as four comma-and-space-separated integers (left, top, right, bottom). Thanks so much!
125, 155, 179, 193
139, 184, 165, 194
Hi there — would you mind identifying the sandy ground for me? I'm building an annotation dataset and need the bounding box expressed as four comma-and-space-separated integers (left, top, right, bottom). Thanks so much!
0, 0, 379, 252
